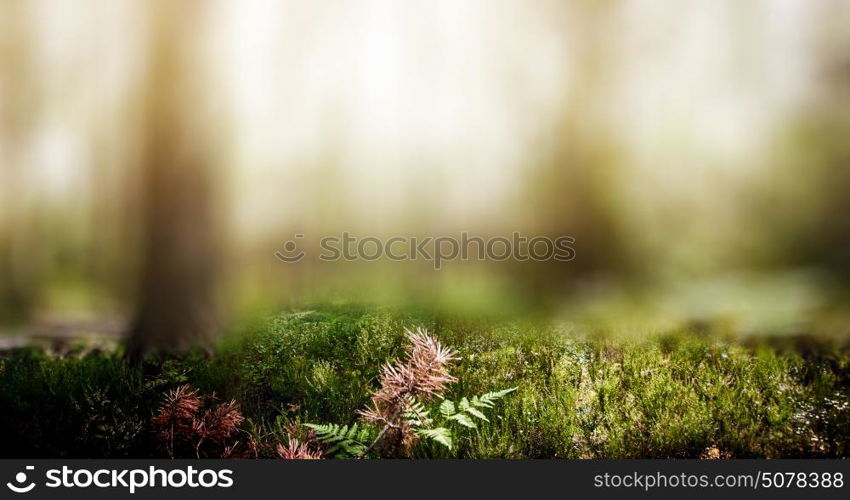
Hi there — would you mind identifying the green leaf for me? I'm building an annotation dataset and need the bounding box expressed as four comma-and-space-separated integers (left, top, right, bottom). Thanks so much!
439, 399, 456, 417
305, 423, 346, 442
465, 407, 489, 422
405, 400, 432, 427
477, 387, 517, 408
305, 422, 374, 458
417, 427, 453, 450
449, 412, 476, 428
459, 397, 470, 410
346, 423, 360, 439
357, 426, 372, 442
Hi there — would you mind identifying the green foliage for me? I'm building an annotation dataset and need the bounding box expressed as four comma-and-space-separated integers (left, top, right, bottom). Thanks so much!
0, 348, 151, 457
406, 388, 516, 450
439, 388, 517, 429
1, 305, 849, 458
416, 427, 453, 450
405, 400, 433, 427
304, 422, 375, 458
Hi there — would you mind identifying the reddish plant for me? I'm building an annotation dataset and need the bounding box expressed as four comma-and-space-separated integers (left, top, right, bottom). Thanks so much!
277, 438, 324, 459
192, 399, 244, 457
357, 327, 457, 455
151, 384, 245, 458
152, 385, 203, 458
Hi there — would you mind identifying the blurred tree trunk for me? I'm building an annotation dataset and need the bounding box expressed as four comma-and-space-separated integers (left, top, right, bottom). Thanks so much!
0, 2, 40, 325
752, 1, 850, 282
127, 0, 222, 358
800, 1, 850, 280
518, 0, 630, 302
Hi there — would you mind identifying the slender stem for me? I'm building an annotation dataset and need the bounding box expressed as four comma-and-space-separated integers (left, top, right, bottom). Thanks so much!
357, 393, 413, 459
357, 421, 393, 459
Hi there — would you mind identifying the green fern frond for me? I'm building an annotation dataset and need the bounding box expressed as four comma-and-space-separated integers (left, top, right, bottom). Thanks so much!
416, 427, 453, 450
474, 387, 517, 408
305, 422, 374, 458
404, 400, 433, 427
439, 399, 455, 417
448, 412, 476, 428
465, 407, 489, 422
304, 422, 346, 441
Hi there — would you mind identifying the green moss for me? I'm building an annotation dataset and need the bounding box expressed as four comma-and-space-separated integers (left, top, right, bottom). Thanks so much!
1, 305, 848, 458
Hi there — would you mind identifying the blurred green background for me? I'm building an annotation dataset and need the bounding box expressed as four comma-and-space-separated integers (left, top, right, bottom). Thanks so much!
1, 0, 849, 341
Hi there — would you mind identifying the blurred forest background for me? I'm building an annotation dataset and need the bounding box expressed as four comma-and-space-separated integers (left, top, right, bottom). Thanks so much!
1, 0, 850, 350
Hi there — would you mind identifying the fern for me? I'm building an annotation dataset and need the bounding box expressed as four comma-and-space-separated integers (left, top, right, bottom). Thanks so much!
403, 400, 433, 427
439, 399, 455, 417
465, 407, 488, 422
407, 387, 517, 450
304, 329, 517, 458
306, 389, 516, 456
438, 387, 517, 430
415, 427, 453, 450
448, 412, 477, 428
304, 423, 375, 458
474, 388, 518, 408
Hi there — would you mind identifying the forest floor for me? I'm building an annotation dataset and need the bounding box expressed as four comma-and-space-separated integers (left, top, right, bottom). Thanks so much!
1, 305, 849, 458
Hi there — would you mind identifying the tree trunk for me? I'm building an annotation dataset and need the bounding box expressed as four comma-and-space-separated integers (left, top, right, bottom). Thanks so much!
0, 1, 40, 325
126, 0, 221, 358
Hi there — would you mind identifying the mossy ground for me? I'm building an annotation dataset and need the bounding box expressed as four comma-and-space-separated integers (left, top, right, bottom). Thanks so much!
1, 305, 848, 458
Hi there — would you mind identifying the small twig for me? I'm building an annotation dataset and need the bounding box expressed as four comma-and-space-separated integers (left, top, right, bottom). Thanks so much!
357, 392, 416, 459
357, 421, 394, 459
